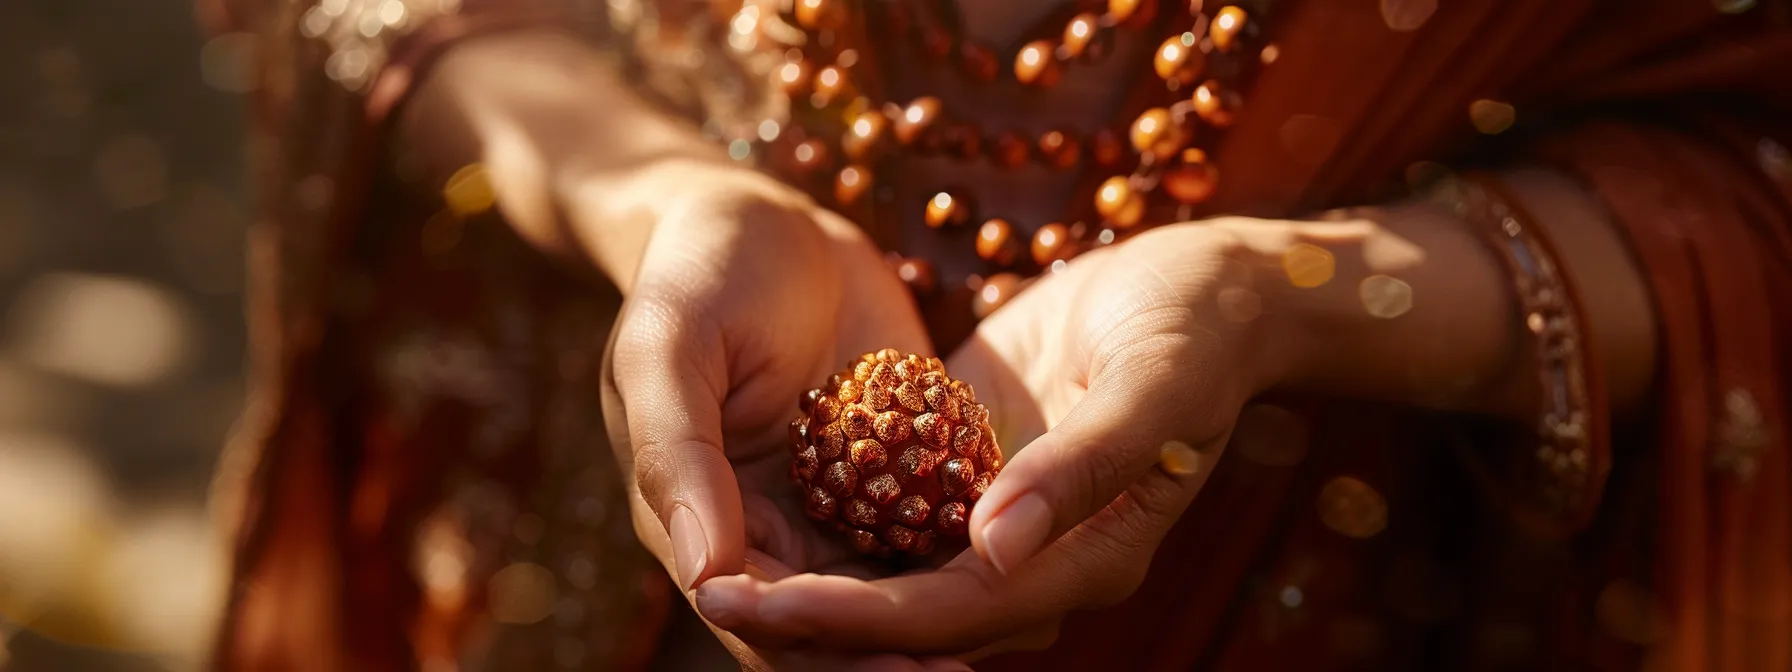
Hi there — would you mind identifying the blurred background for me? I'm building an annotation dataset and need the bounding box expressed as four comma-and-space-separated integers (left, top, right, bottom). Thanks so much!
0, 0, 249, 669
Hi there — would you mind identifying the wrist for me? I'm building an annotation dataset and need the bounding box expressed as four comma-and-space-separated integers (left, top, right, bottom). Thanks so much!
1206, 204, 1521, 408
404, 29, 742, 292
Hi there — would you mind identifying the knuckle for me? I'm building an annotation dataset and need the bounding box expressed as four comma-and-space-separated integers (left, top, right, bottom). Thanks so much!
630, 440, 675, 507
1069, 442, 1134, 520
1070, 500, 1163, 606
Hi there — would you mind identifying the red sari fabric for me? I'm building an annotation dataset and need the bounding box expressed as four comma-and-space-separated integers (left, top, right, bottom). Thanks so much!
207, 0, 1792, 669
980, 1, 1792, 670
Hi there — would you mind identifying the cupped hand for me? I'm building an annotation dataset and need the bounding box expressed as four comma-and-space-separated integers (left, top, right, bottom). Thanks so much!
598, 163, 977, 670
692, 221, 1300, 657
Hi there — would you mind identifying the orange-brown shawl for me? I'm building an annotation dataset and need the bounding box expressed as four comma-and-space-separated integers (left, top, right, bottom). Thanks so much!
985, 0, 1792, 670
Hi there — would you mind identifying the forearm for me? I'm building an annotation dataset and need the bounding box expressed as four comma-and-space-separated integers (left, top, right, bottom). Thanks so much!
1226, 169, 1656, 418
400, 29, 732, 291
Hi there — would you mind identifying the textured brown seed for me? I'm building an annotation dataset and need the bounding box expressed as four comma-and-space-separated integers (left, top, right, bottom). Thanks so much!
885, 525, 918, 551
824, 461, 858, 496
817, 424, 846, 459
790, 349, 1004, 556
851, 528, 882, 554
954, 425, 982, 456
814, 395, 841, 424
801, 388, 823, 414
795, 446, 820, 481
925, 385, 960, 420
913, 531, 937, 554
836, 379, 863, 404
937, 502, 968, 536
915, 413, 953, 448
968, 473, 994, 503
875, 410, 912, 443
840, 405, 874, 439
895, 382, 927, 412
941, 458, 977, 496
851, 439, 887, 470
862, 381, 892, 410
897, 446, 937, 481
864, 473, 902, 505
806, 487, 838, 520
895, 495, 931, 527
846, 499, 879, 527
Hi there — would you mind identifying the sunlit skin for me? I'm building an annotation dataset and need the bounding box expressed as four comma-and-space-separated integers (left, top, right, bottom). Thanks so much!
406, 16, 1658, 666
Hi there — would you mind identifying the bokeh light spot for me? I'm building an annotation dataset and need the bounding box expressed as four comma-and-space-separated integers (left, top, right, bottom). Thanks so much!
1359, 275, 1414, 318
8, 273, 192, 388
1469, 99, 1516, 134
442, 163, 495, 216
1158, 441, 1206, 476
488, 562, 557, 624
1317, 475, 1388, 539
1282, 243, 1335, 288
1379, 0, 1436, 31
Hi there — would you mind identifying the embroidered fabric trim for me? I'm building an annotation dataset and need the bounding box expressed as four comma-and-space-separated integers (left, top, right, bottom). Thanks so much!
1431, 173, 1611, 531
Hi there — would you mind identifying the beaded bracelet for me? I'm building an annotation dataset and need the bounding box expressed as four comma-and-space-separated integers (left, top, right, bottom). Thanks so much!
1428, 172, 1611, 534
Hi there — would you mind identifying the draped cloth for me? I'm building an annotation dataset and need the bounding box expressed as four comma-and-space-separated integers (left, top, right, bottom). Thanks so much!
205, 0, 1792, 669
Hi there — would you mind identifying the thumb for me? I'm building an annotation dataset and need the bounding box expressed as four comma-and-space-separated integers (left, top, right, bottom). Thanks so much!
967, 330, 1235, 574
606, 295, 747, 591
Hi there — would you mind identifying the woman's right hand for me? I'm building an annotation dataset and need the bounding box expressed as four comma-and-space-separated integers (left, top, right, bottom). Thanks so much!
411, 29, 965, 669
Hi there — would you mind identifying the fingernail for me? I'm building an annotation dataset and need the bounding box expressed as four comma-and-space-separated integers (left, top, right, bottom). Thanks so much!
979, 492, 1051, 574
670, 505, 708, 590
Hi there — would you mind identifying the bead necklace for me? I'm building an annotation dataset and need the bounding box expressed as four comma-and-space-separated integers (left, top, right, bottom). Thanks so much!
725, 0, 1277, 313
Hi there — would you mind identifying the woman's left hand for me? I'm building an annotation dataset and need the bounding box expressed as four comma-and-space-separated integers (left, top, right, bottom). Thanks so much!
694, 221, 1305, 656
